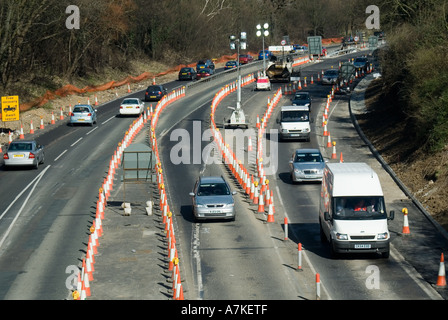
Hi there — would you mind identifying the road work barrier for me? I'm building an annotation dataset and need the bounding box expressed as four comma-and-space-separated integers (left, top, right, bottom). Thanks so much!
73, 86, 186, 300
208, 71, 284, 224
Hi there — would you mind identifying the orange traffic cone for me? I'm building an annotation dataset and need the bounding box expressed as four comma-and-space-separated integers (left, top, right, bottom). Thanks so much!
339, 152, 344, 163
436, 253, 446, 287
331, 141, 337, 159
19, 125, 24, 139
326, 133, 332, 148
29, 120, 34, 134
257, 189, 265, 213
267, 202, 275, 222
401, 208, 410, 235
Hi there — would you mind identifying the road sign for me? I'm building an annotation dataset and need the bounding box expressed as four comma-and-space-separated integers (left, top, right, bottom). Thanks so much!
281, 39, 286, 46
1, 95, 19, 122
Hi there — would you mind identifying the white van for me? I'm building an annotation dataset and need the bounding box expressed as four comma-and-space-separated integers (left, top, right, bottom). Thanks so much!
319, 162, 394, 258
277, 105, 311, 141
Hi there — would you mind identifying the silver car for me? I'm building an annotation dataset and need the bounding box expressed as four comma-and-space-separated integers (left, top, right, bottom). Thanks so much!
70, 104, 97, 126
189, 176, 236, 221
322, 69, 339, 85
3, 140, 45, 169
289, 148, 325, 183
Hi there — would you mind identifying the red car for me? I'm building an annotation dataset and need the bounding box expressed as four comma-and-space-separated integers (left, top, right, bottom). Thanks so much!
239, 54, 253, 64
196, 68, 214, 80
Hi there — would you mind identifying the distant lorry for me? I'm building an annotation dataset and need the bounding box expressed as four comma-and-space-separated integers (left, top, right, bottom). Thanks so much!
277, 105, 311, 141
319, 162, 395, 258
265, 55, 293, 82
307, 36, 323, 58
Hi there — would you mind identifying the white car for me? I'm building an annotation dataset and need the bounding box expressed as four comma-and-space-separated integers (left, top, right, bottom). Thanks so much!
119, 98, 145, 116
255, 75, 271, 91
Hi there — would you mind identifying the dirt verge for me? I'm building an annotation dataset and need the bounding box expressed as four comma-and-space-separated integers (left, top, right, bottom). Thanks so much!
358, 78, 448, 230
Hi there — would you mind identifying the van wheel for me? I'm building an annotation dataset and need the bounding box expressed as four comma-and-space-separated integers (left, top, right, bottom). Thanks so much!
329, 239, 339, 258
381, 250, 390, 259
319, 222, 327, 243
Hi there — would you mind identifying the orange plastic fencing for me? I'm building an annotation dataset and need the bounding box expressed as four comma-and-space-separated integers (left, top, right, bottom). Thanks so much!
16, 38, 339, 112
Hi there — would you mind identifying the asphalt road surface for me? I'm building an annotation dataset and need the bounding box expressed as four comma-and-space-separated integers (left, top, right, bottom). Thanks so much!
0, 47, 447, 302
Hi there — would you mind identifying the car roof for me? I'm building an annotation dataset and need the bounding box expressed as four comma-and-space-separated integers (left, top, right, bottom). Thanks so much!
199, 176, 226, 184
10, 140, 36, 144
294, 148, 321, 154
281, 105, 309, 111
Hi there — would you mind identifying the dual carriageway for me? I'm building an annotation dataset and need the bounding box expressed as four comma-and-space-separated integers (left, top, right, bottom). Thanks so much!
0, 46, 447, 303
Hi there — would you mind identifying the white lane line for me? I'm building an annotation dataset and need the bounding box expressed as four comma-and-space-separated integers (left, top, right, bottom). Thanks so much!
275, 185, 333, 300
0, 166, 51, 249
86, 127, 98, 135
54, 150, 68, 162
70, 138, 83, 147
192, 223, 204, 300
101, 116, 115, 125
390, 245, 443, 300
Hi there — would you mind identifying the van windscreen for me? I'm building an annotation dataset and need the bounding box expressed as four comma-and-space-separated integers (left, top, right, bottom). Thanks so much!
332, 196, 387, 220
281, 111, 309, 122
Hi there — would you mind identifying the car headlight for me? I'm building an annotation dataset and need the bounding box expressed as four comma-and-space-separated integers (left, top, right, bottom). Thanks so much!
305, 103, 310, 107
281, 128, 288, 133
225, 203, 234, 208
336, 233, 348, 240
303, 128, 310, 132
195, 203, 206, 208
294, 168, 302, 174
377, 232, 389, 240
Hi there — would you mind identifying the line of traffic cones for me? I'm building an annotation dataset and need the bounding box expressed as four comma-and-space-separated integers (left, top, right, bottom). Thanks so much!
71, 83, 187, 300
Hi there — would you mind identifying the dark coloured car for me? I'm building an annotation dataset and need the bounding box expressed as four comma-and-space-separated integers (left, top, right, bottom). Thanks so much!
291, 91, 311, 108
196, 68, 214, 80
196, 59, 215, 72
178, 67, 197, 81
224, 61, 238, 70
144, 85, 167, 102
322, 69, 339, 85
258, 50, 272, 60
353, 57, 369, 72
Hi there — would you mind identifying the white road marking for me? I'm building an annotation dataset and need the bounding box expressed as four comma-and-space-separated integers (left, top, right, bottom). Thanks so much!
70, 138, 83, 147
54, 150, 68, 161
275, 185, 333, 300
86, 127, 98, 135
0, 166, 51, 249
101, 116, 115, 125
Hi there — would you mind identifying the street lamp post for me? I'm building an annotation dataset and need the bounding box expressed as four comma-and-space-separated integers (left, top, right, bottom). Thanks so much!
256, 23, 269, 76
226, 32, 248, 128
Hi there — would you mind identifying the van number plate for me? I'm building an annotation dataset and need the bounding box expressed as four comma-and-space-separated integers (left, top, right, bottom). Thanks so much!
354, 244, 371, 249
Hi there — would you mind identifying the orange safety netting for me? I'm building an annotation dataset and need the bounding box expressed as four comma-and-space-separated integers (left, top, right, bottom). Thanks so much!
17, 53, 240, 112
16, 39, 336, 113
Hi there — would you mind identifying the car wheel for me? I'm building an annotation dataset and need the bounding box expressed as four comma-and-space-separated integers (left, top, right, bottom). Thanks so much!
40, 153, 45, 164
34, 160, 39, 170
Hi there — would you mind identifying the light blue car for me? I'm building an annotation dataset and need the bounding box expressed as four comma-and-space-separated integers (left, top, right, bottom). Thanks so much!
70, 104, 97, 126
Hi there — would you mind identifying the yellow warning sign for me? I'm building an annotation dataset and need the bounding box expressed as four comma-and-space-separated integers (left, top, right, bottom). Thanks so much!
1, 95, 20, 122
